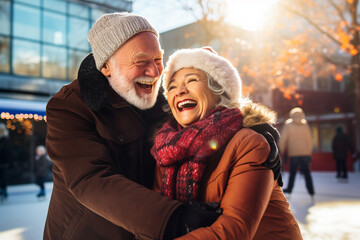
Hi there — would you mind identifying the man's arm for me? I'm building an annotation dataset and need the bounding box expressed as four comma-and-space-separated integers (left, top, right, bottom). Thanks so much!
46, 94, 183, 239
46, 93, 221, 239
248, 123, 283, 186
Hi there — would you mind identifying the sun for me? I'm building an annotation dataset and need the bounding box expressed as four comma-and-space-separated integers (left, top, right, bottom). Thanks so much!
226, 0, 279, 31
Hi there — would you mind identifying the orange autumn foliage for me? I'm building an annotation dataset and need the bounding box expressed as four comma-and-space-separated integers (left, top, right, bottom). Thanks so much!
335, 73, 343, 82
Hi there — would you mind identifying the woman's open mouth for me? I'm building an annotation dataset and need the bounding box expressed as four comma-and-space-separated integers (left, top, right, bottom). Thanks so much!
177, 99, 197, 111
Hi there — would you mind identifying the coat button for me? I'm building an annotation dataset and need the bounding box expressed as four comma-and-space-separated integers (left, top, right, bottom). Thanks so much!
118, 135, 125, 143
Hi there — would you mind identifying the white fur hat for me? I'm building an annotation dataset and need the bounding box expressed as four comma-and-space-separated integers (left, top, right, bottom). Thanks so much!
162, 48, 242, 102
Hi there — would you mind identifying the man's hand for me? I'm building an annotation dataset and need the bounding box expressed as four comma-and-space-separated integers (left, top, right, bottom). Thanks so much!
164, 202, 222, 239
249, 123, 283, 187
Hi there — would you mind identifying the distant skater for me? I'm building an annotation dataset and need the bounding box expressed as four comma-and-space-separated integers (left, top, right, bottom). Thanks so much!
279, 107, 315, 200
0, 123, 10, 201
34, 145, 50, 198
331, 126, 354, 179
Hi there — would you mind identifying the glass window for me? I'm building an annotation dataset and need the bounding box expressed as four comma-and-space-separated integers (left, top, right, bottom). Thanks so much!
0, 36, 10, 73
68, 50, 87, 80
309, 124, 319, 152
0, 0, 11, 35
91, 8, 106, 21
15, 0, 40, 6
43, 11, 66, 45
283, 78, 295, 88
317, 77, 329, 91
43, 0, 66, 13
319, 123, 346, 153
42, 45, 67, 79
12, 39, 40, 76
13, 4, 40, 40
68, 17, 90, 50
330, 76, 341, 92
299, 76, 313, 90
69, 3, 89, 18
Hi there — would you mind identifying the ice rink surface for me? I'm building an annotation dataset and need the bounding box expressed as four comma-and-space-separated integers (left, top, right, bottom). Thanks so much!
1, 171, 359, 240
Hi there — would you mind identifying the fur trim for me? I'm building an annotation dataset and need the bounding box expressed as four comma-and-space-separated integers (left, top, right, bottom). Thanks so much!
241, 102, 280, 141
240, 102, 277, 128
78, 53, 109, 111
162, 48, 241, 102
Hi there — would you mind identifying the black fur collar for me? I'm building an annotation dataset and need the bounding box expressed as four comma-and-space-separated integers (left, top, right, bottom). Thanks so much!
78, 53, 109, 111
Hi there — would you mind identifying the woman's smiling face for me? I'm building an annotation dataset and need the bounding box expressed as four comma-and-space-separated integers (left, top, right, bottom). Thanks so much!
167, 68, 219, 128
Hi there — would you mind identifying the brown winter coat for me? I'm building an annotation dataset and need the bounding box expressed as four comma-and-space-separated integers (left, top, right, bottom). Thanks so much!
44, 54, 181, 240
154, 104, 303, 240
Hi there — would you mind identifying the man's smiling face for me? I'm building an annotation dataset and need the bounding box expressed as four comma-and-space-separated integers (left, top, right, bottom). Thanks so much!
101, 31, 163, 109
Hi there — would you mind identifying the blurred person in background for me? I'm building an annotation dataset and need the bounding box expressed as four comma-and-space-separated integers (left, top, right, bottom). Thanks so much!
279, 107, 315, 200
0, 122, 10, 201
331, 126, 354, 179
34, 145, 50, 198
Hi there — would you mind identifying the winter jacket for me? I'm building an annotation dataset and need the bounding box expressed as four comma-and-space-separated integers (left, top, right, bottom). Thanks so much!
279, 111, 312, 157
44, 54, 181, 240
0, 137, 10, 168
332, 133, 353, 159
154, 104, 302, 240
34, 154, 50, 177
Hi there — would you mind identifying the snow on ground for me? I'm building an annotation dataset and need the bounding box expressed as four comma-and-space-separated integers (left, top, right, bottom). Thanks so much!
0, 171, 359, 240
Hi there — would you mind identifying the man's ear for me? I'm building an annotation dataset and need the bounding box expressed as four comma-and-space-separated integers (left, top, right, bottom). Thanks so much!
100, 62, 111, 77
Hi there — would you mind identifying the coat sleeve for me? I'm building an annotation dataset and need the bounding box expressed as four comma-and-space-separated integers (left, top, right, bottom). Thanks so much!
278, 124, 289, 153
46, 93, 181, 240
305, 124, 313, 154
176, 130, 275, 240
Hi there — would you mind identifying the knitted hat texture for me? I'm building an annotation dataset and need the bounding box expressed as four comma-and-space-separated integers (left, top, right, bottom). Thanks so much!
88, 12, 158, 70
162, 48, 242, 102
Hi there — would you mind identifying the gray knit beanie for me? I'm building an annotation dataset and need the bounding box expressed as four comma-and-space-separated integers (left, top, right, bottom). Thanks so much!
88, 12, 158, 70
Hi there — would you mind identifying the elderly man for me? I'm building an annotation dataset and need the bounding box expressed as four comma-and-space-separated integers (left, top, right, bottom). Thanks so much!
44, 13, 220, 240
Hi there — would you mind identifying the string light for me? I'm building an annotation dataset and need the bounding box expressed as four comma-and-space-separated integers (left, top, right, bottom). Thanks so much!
1, 111, 46, 136
1, 112, 45, 121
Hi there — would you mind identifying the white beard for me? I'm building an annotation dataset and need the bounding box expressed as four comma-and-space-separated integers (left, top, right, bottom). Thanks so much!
108, 71, 161, 110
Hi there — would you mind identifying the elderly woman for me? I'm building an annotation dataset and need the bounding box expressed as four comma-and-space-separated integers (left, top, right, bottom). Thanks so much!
151, 48, 302, 239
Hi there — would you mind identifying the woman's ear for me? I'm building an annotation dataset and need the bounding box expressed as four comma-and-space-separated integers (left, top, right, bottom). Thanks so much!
100, 62, 111, 77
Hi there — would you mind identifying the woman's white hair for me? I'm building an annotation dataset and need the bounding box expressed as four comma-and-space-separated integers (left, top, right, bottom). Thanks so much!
205, 72, 251, 109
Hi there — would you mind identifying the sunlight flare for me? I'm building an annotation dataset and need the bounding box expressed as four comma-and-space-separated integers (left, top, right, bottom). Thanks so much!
226, 0, 278, 31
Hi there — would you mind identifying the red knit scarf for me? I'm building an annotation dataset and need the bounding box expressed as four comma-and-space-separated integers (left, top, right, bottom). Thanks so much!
151, 107, 243, 202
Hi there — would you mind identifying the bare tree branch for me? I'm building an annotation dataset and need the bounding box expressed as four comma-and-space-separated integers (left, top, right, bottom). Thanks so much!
279, 2, 342, 46
327, 0, 350, 32
177, 0, 201, 21
316, 52, 350, 69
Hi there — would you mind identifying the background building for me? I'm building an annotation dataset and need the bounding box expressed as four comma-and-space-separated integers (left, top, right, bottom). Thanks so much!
0, 0, 132, 184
